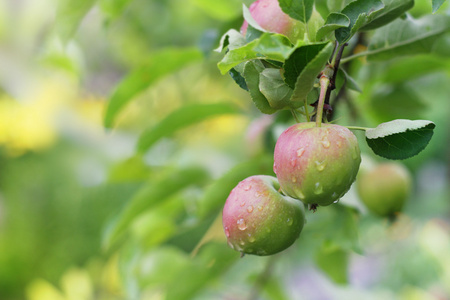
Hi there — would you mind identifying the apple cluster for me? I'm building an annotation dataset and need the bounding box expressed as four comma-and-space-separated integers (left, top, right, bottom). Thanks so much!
223, 121, 361, 256
221, 0, 363, 256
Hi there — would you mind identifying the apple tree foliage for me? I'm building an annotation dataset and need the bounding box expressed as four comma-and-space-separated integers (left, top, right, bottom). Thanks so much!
50, 0, 450, 298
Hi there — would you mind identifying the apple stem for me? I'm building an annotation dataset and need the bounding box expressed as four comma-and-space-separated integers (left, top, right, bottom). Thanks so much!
316, 75, 330, 127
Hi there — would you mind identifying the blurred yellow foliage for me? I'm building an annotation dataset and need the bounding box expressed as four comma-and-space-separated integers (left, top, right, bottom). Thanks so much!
26, 255, 123, 300
184, 114, 249, 147
0, 78, 72, 155
0, 75, 108, 155
0, 95, 57, 155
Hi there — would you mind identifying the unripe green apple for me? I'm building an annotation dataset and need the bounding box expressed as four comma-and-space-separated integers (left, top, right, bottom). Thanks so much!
356, 163, 412, 217
222, 175, 305, 256
240, 0, 304, 42
273, 122, 361, 206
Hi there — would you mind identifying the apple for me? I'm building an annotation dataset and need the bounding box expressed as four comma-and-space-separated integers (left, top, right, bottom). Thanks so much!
273, 122, 361, 206
222, 175, 305, 256
356, 162, 412, 217
240, 0, 303, 42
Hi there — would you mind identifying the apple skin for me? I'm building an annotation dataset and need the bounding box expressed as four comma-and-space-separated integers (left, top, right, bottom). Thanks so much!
240, 0, 303, 42
222, 175, 305, 256
356, 163, 412, 217
273, 122, 361, 206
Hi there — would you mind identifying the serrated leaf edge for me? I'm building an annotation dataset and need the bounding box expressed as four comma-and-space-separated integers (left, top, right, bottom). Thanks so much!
366, 119, 435, 139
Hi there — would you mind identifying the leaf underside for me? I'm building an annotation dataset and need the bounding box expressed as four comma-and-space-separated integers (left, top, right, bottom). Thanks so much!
366, 119, 436, 160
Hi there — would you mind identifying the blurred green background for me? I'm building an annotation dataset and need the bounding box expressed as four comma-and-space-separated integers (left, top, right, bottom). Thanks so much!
0, 0, 449, 299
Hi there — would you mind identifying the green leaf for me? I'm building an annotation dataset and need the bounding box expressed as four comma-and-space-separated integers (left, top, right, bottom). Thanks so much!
432, 0, 446, 13
340, 68, 362, 93
99, 0, 132, 20
214, 29, 247, 53
104, 48, 202, 128
137, 247, 191, 287
192, 0, 241, 21
259, 68, 293, 109
253, 34, 295, 61
316, 13, 350, 41
196, 155, 274, 218
245, 24, 265, 42
284, 42, 329, 89
130, 195, 185, 249
315, 241, 349, 284
229, 68, 248, 90
381, 55, 450, 83
315, 0, 331, 19
365, 119, 436, 160
217, 33, 294, 75
243, 61, 277, 114
166, 243, 239, 300
369, 84, 427, 123
103, 167, 209, 248
137, 102, 242, 153
288, 42, 334, 105
217, 40, 262, 75
366, 15, 450, 61
327, 0, 348, 13
54, 0, 97, 42
278, 0, 315, 23
301, 204, 361, 253
108, 155, 151, 182
359, 0, 414, 31
335, 0, 384, 43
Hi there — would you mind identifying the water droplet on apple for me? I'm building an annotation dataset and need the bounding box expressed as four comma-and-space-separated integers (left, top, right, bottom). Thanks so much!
290, 158, 297, 167
248, 235, 256, 243
314, 182, 323, 194
315, 160, 326, 171
225, 227, 230, 237
321, 138, 330, 149
247, 205, 254, 213
257, 249, 267, 255
296, 189, 305, 200
296, 147, 305, 157
244, 185, 252, 191
240, 201, 246, 207
237, 218, 247, 230
257, 205, 263, 211
291, 176, 297, 183
286, 218, 293, 226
